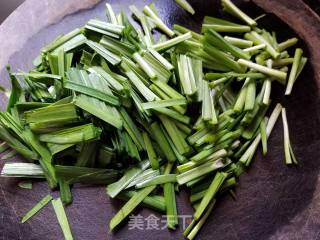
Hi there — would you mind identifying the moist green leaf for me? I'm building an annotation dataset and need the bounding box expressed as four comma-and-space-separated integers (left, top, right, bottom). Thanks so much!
18, 180, 33, 189
52, 198, 74, 240
21, 195, 52, 223
109, 185, 156, 231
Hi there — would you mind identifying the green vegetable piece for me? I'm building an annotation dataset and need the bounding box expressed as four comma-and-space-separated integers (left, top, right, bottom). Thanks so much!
150, 122, 176, 162
285, 48, 303, 95
136, 174, 177, 188
175, 0, 195, 15
21, 195, 53, 223
221, 0, 257, 26
117, 191, 166, 213
18, 180, 33, 189
153, 33, 192, 52
237, 59, 287, 83
187, 199, 216, 240
194, 172, 227, 220
176, 159, 228, 185
260, 117, 268, 156
282, 108, 297, 165
1, 163, 44, 178
109, 185, 156, 231
142, 132, 159, 170
59, 180, 73, 205
52, 198, 74, 240
107, 160, 149, 198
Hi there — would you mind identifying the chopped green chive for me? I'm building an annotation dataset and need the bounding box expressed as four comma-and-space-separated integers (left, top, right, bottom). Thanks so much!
153, 32, 192, 52
150, 122, 176, 162
175, 0, 195, 15
86, 40, 121, 65
194, 172, 227, 220
21, 195, 53, 223
0, 2, 307, 239
176, 159, 228, 185
136, 174, 177, 188
221, 0, 257, 26
1, 163, 44, 178
237, 59, 287, 83
278, 37, 298, 51
117, 191, 166, 213
260, 117, 268, 156
52, 198, 74, 240
106, 3, 118, 25
282, 108, 297, 165
187, 199, 215, 240
143, 6, 175, 37
18, 180, 33, 189
141, 99, 187, 110
142, 132, 159, 170
285, 48, 303, 95
109, 185, 156, 231
224, 36, 253, 48
107, 160, 149, 198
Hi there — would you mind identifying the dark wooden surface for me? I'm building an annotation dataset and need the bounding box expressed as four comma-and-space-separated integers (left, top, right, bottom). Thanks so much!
1, 0, 320, 239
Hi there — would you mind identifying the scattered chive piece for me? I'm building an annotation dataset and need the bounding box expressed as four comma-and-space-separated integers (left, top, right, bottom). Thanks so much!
52, 198, 74, 240
106, 160, 149, 198
153, 32, 192, 51
260, 117, 268, 156
109, 185, 156, 231
221, 0, 257, 26
163, 163, 178, 229
244, 78, 256, 111
187, 199, 216, 240
194, 172, 227, 220
0, 2, 307, 239
175, 0, 195, 15
142, 132, 159, 170
285, 48, 303, 95
150, 122, 176, 162
240, 103, 282, 166
224, 36, 253, 48
133, 52, 157, 79
59, 180, 73, 205
243, 43, 266, 53
21, 195, 52, 223
136, 174, 177, 188
106, 3, 118, 25
176, 159, 228, 185
278, 37, 298, 51
141, 99, 187, 110
1, 163, 44, 178
143, 6, 175, 37
282, 108, 297, 165
244, 31, 279, 58
237, 59, 287, 83
262, 60, 273, 105
86, 40, 121, 65
18, 180, 33, 189
117, 191, 166, 213
202, 24, 250, 33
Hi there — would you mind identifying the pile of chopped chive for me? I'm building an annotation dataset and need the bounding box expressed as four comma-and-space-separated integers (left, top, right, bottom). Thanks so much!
0, 1, 306, 239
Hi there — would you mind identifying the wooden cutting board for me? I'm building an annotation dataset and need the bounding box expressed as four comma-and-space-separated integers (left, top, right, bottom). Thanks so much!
0, 0, 320, 239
